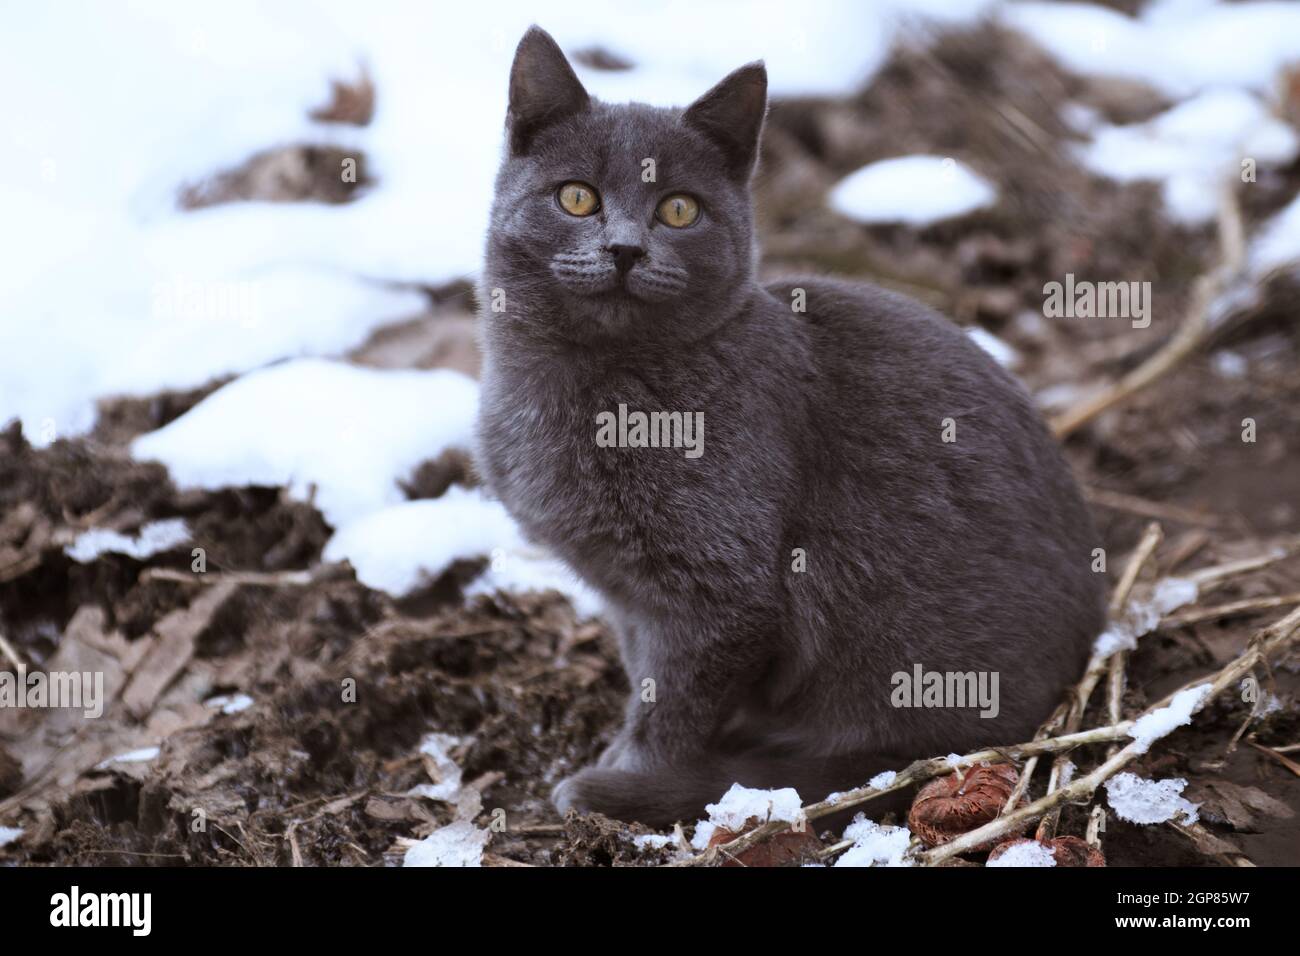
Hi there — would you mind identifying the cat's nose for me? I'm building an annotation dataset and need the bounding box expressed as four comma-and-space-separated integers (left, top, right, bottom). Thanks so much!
607, 243, 645, 274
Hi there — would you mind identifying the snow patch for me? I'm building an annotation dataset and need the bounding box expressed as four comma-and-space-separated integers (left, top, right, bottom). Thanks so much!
0, 826, 23, 848
1105, 772, 1200, 825
704, 783, 805, 833
1252, 192, 1300, 276
632, 833, 677, 851
2, 1, 995, 443
829, 155, 996, 226
204, 693, 254, 715
987, 839, 1057, 868
402, 820, 491, 867
65, 519, 190, 563
1152, 577, 1199, 615
1077, 88, 1298, 225
1128, 684, 1214, 753
967, 327, 1020, 369
834, 814, 913, 867
131, 359, 479, 528
690, 820, 719, 851
1093, 577, 1199, 657
322, 487, 603, 617
1211, 351, 1248, 379
868, 769, 898, 790
96, 747, 161, 768
1003, 1, 1300, 99
408, 732, 467, 803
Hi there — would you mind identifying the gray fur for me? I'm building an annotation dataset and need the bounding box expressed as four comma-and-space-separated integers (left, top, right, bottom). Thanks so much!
475, 27, 1106, 827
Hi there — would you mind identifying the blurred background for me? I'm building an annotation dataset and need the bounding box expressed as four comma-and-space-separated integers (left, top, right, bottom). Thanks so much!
2, 0, 1299, 866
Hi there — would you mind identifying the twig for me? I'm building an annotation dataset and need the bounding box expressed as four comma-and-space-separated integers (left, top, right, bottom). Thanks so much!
140, 567, 314, 587
1161, 593, 1300, 630
1169, 821, 1255, 867
1183, 538, 1300, 589
668, 721, 1135, 867
1002, 706, 1064, 814
1085, 805, 1105, 848
818, 839, 854, 861
1039, 523, 1161, 837
1051, 185, 1246, 438
918, 605, 1300, 864
1110, 523, 1165, 617
1084, 487, 1224, 528
672, 605, 1300, 868
1247, 740, 1300, 778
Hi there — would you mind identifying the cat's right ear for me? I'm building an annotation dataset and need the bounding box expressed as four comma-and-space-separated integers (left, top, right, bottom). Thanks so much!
507, 26, 590, 156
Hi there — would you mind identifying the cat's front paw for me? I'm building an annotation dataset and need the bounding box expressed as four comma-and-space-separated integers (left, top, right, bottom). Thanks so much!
552, 767, 643, 819
552, 772, 587, 816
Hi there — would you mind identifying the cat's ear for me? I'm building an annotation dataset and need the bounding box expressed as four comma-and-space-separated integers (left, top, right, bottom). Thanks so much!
507, 26, 590, 156
683, 62, 768, 179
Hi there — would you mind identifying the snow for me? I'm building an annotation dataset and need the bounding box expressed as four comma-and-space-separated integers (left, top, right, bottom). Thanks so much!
131, 359, 479, 528
829, 155, 997, 226
691, 821, 720, 851
0, 826, 23, 848
967, 328, 1020, 369
323, 489, 516, 593
402, 820, 491, 867
1128, 684, 1214, 753
1252, 193, 1300, 277
834, 814, 913, 867
96, 747, 161, 768
868, 770, 898, 790
1093, 577, 1200, 657
1211, 351, 1248, 380
826, 768, 895, 805
133, 361, 601, 613
1, 0, 994, 444
704, 783, 805, 832
12, 0, 1300, 634
1105, 771, 1200, 825
409, 733, 467, 803
631, 832, 676, 848
466, 543, 605, 620
1152, 577, 1199, 615
1253, 692, 1283, 718
987, 839, 1057, 868
65, 519, 190, 563
1092, 626, 1134, 658
321, 487, 603, 617
204, 693, 254, 715
1002, 1, 1300, 100
1076, 88, 1298, 225
128, 358, 603, 614
1007, 3, 1300, 228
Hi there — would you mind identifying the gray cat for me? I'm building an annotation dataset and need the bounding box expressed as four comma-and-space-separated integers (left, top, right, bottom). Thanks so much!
475, 27, 1106, 827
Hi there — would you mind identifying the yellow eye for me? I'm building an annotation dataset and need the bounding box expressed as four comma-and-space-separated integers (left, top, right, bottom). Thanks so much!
656, 194, 700, 228
557, 182, 600, 216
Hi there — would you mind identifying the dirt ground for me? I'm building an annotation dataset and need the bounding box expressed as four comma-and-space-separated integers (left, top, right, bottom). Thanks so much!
2, 22, 1298, 866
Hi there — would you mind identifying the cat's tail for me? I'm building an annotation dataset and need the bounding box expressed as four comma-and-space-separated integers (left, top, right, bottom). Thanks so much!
554, 750, 909, 830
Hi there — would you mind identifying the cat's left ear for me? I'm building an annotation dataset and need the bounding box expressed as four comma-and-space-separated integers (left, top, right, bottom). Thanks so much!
683, 62, 767, 179
507, 26, 590, 156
